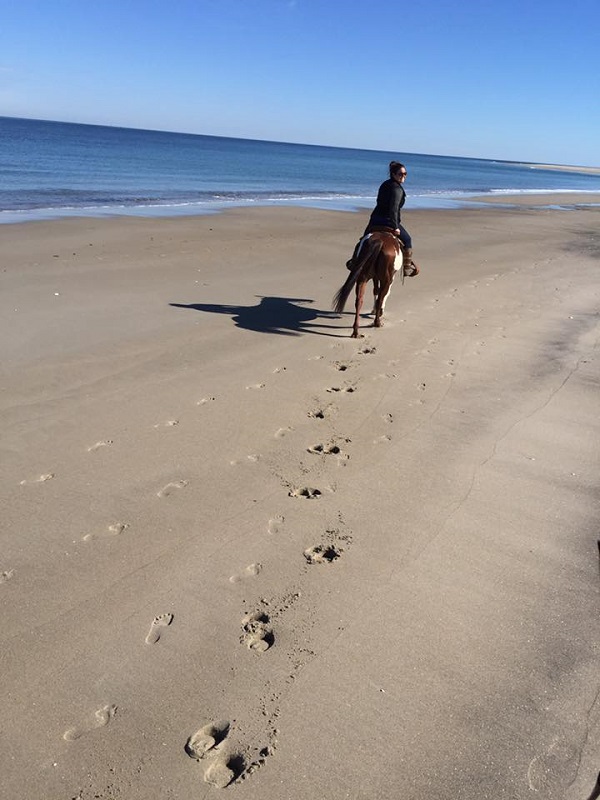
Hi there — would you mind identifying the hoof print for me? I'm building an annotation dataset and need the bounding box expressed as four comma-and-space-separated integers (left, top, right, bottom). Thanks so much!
186, 720, 230, 760
307, 443, 341, 456
304, 544, 341, 564
242, 611, 274, 653
204, 755, 243, 789
326, 385, 356, 393
289, 487, 321, 500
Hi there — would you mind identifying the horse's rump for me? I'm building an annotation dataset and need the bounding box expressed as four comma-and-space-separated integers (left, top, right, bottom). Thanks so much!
332, 235, 386, 313
333, 231, 402, 337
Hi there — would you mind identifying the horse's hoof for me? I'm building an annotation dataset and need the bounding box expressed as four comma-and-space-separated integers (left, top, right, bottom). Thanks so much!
351, 331, 359, 338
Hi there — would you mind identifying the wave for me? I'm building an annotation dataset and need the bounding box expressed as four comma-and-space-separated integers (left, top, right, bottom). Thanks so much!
2, 186, 600, 224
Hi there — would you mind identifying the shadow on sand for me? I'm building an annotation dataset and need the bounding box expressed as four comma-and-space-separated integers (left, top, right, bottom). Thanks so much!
170, 296, 346, 337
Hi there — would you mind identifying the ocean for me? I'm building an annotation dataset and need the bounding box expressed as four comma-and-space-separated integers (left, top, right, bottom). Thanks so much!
2, 116, 600, 224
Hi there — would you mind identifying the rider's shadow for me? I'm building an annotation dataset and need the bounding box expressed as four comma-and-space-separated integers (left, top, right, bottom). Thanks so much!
170, 296, 341, 336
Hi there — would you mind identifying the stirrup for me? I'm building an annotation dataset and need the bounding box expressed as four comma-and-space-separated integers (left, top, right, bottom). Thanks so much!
403, 263, 419, 277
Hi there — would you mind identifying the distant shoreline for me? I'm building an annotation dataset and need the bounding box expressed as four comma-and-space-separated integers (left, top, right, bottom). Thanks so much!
525, 163, 600, 175
466, 191, 600, 207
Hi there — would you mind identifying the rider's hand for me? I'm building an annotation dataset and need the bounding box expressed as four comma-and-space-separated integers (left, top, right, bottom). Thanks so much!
394, 228, 400, 235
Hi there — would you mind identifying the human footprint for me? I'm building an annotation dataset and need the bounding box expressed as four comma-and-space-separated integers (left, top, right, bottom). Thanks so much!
63, 704, 117, 741
145, 613, 174, 644
185, 720, 230, 760
229, 563, 262, 583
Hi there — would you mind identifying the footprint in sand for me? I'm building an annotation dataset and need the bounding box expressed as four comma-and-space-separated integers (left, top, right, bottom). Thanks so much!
197, 396, 216, 405
157, 480, 188, 498
308, 404, 337, 420
82, 522, 129, 542
63, 704, 117, 741
246, 383, 265, 390
308, 355, 324, 361
241, 611, 274, 652
374, 434, 392, 444
268, 515, 284, 535
326, 385, 356, 394
229, 563, 262, 583
527, 737, 580, 793
288, 487, 322, 500
1, 569, 15, 584
230, 454, 261, 465
186, 720, 230, 760
307, 443, 342, 456
275, 426, 294, 438
154, 419, 179, 428
272, 366, 287, 373
20, 473, 54, 486
333, 362, 350, 372
307, 442, 349, 462
359, 346, 377, 354
304, 544, 341, 564
204, 755, 244, 788
145, 613, 174, 644
87, 440, 113, 452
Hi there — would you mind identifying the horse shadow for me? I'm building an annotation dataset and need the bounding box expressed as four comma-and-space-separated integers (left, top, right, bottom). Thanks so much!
170, 296, 343, 336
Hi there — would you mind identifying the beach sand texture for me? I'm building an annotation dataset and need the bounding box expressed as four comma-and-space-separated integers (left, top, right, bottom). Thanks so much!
1, 204, 599, 799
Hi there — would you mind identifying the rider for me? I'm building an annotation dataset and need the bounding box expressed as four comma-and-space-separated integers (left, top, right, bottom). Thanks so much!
346, 161, 419, 276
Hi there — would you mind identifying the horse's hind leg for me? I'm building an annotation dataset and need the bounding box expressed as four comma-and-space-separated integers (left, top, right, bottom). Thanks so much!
371, 278, 379, 315
374, 277, 393, 327
352, 281, 367, 338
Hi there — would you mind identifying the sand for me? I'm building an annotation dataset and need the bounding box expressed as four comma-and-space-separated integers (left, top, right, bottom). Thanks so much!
1, 202, 599, 800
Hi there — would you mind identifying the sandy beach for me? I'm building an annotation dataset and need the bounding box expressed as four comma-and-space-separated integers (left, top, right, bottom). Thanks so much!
1, 202, 599, 800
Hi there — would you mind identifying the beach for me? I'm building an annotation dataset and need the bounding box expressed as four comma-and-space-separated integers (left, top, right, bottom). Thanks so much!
1, 202, 599, 800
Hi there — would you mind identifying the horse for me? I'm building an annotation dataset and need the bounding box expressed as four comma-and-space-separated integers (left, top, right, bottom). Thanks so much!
332, 231, 403, 338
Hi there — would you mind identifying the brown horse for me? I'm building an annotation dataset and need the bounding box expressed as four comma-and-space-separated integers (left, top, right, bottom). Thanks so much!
332, 231, 402, 338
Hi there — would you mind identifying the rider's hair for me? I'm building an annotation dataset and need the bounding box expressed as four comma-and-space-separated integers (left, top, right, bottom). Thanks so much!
389, 161, 406, 178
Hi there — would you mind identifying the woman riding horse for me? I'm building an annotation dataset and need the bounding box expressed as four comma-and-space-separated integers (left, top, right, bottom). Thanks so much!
346, 161, 419, 277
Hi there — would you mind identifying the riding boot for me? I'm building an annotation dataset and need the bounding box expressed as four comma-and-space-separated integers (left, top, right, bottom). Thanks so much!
403, 247, 420, 277
346, 240, 361, 270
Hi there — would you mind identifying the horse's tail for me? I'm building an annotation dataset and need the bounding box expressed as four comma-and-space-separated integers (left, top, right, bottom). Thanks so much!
332, 271, 358, 313
332, 238, 383, 313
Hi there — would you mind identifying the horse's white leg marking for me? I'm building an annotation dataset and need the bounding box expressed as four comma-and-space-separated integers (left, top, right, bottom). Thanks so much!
380, 282, 393, 312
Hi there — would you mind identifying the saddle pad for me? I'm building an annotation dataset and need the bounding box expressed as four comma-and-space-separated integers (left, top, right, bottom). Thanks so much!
355, 233, 372, 260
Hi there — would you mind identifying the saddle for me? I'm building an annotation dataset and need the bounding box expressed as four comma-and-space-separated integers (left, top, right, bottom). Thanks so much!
367, 225, 398, 236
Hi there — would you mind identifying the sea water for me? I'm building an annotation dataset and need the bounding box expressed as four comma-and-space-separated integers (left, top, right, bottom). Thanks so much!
2, 116, 600, 224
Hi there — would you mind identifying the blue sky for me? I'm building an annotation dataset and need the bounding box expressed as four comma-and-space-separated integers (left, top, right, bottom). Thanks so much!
1, 0, 599, 165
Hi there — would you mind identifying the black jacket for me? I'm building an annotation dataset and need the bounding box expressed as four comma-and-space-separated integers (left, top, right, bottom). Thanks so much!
369, 178, 406, 229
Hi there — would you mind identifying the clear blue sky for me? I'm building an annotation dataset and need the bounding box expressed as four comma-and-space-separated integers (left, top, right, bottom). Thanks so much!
1, 0, 599, 165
